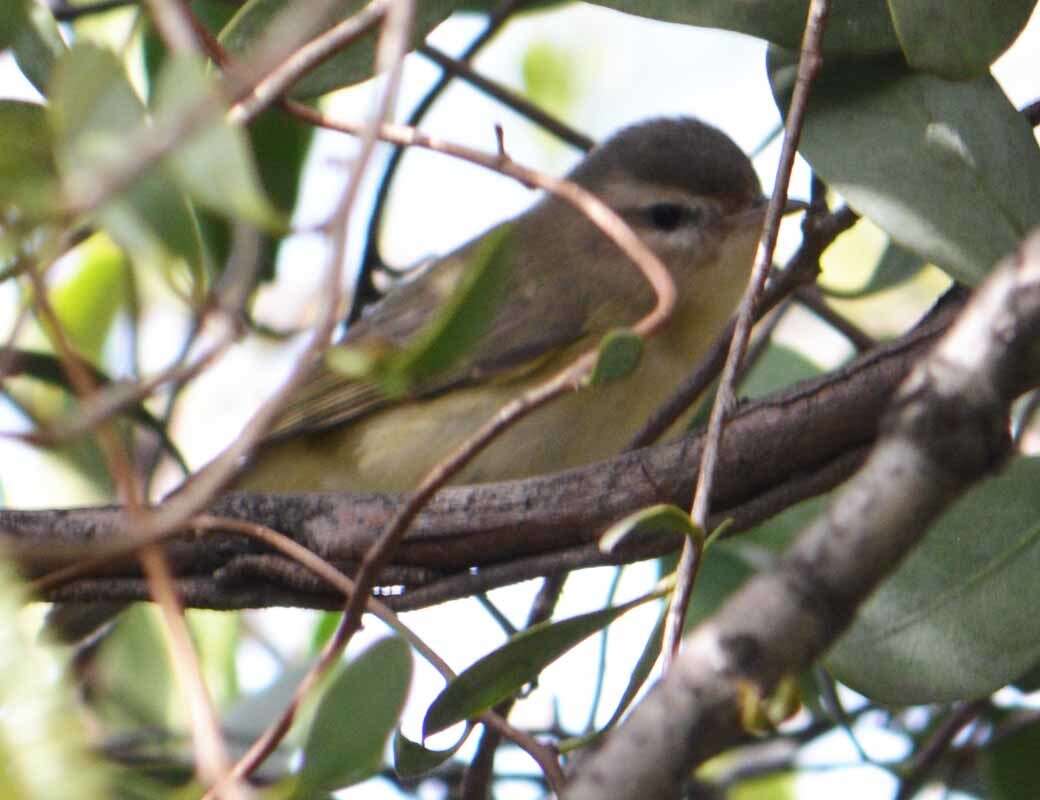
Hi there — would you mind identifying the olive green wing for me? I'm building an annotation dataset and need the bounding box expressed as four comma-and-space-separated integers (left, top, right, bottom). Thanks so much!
264, 225, 595, 443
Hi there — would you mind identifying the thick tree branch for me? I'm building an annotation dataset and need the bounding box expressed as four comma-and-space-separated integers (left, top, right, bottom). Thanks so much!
4, 295, 961, 610
563, 229, 1040, 800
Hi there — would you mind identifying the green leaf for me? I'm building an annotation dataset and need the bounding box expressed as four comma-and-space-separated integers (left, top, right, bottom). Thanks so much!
154, 56, 283, 230
49, 43, 206, 276
739, 344, 823, 400
1, 348, 189, 475
827, 457, 1040, 704
382, 223, 515, 395
889, 0, 1036, 79
141, 0, 240, 100
522, 40, 581, 118
600, 603, 666, 731
308, 611, 342, 654
587, 328, 644, 386
7, 0, 65, 95
392, 728, 466, 779
224, 663, 309, 778
821, 238, 927, 300
982, 712, 1040, 800
0, 100, 58, 216
48, 236, 127, 362
186, 610, 241, 708
769, 52, 1040, 286
742, 493, 830, 552
423, 596, 649, 737
0, 562, 111, 800
588, 0, 900, 56
294, 637, 412, 796
92, 606, 175, 729
219, 0, 459, 98
682, 545, 757, 632
599, 503, 700, 553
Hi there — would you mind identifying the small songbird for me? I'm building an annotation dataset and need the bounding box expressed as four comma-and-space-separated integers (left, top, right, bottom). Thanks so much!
241, 117, 765, 493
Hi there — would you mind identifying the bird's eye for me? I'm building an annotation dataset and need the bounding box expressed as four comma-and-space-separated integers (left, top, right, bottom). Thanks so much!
647, 203, 701, 232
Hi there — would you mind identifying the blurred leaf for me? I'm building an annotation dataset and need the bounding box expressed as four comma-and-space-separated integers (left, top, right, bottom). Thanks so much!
186, 610, 241, 708
740, 344, 823, 400
154, 56, 283, 230
7, 0, 65, 95
1, 348, 188, 474
294, 637, 412, 796
219, 0, 459, 98
141, 0, 239, 99
0, 100, 58, 215
600, 603, 666, 730
49, 43, 206, 276
423, 596, 649, 737
309, 611, 342, 654
600, 503, 700, 553
0, 563, 111, 800
741, 493, 830, 552
821, 239, 927, 300
769, 52, 1040, 286
730, 771, 798, 800
386, 224, 512, 393
522, 40, 580, 117
392, 728, 466, 778
681, 545, 756, 632
47, 235, 127, 362
1012, 660, 1040, 693
983, 712, 1040, 800
224, 664, 309, 779
889, 0, 1036, 79
587, 328, 643, 386
588, 0, 900, 56
828, 457, 1040, 704
248, 107, 315, 215
457, 0, 567, 10
330, 224, 515, 395
92, 606, 176, 729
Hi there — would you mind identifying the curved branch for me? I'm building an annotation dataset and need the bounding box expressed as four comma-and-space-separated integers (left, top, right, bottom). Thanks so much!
563, 228, 1040, 800
4, 294, 960, 610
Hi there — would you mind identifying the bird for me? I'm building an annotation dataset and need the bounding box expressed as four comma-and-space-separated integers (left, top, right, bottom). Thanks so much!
240, 117, 765, 493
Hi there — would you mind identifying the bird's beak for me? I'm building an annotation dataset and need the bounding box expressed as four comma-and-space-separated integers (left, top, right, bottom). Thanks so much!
724, 195, 808, 232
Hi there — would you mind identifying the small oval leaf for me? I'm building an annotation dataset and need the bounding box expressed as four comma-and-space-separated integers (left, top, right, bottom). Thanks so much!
49, 43, 206, 275
392, 727, 467, 779
599, 504, 700, 553
155, 56, 283, 230
422, 597, 647, 737
587, 328, 644, 387
295, 636, 412, 796
384, 224, 514, 395
0, 100, 57, 216
219, 0, 459, 97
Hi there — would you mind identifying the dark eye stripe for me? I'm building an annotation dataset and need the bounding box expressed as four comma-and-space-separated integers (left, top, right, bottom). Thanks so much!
645, 203, 704, 232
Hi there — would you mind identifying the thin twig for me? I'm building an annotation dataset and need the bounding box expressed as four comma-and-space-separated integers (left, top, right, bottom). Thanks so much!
663, 0, 832, 664
140, 0, 200, 54
27, 243, 241, 794
894, 700, 988, 800
794, 284, 877, 352
355, 0, 535, 317
416, 43, 594, 151
199, 5, 454, 794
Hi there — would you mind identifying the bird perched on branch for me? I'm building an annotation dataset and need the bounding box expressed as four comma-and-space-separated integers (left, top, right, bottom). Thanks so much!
241, 117, 765, 493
